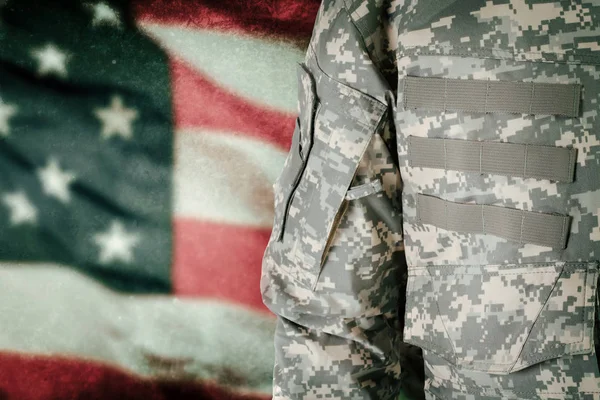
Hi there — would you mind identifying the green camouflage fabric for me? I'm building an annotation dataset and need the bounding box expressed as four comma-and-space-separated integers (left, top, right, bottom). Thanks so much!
260, 0, 600, 399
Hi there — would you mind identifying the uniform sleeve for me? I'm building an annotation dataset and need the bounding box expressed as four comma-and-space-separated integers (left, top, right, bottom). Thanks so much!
260, 1, 420, 399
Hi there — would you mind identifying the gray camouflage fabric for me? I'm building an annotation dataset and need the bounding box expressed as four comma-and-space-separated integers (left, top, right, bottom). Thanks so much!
260, 1, 600, 399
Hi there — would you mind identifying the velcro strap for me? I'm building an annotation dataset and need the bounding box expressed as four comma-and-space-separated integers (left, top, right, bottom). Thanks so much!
416, 194, 571, 249
403, 76, 582, 117
408, 136, 577, 182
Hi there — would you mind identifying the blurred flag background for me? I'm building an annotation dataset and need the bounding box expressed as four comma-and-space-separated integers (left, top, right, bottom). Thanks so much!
0, 0, 321, 398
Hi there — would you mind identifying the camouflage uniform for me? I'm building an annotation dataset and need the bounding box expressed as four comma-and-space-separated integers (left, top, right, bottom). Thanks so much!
260, 1, 600, 399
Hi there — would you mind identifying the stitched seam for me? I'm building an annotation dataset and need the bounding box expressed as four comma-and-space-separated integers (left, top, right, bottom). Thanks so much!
479, 141, 483, 174
444, 198, 448, 231
443, 78, 448, 113
408, 261, 589, 269
573, 83, 579, 116
345, 0, 392, 67
401, 43, 600, 57
484, 79, 489, 113
403, 77, 408, 110
523, 143, 528, 179
481, 204, 485, 234
562, 266, 588, 345
443, 138, 447, 171
529, 82, 535, 114
410, 271, 567, 276
342, 1, 398, 90
560, 215, 569, 248
427, 374, 600, 395
424, 377, 600, 396
426, 268, 458, 360
519, 212, 525, 246
567, 147, 576, 182
306, 44, 386, 128
509, 265, 566, 371
416, 337, 567, 367
408, 135, 413, 167
411, 271, 569, 276
396, 44, 600, 64
404, 274, 415, 338
401, 49, 600, 64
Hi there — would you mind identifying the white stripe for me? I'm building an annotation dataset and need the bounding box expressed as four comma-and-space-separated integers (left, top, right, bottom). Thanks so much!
174, 128, 285, 227
0, 262, 275, 394
138, 22, 304, 113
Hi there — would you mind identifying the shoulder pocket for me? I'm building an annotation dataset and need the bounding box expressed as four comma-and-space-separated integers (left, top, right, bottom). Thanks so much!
269, 59, 388, 292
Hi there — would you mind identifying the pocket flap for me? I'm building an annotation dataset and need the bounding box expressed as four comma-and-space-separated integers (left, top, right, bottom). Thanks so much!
290, 59, 389, 291
404, 261, 599, 374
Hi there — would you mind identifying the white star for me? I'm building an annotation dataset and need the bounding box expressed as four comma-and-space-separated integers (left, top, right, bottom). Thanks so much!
31, 43, 69, 78
87, 2, 122, 28
93, 220, 141, 264
94, 95, 138, 140
37, 158, 77, 203
2, 190, 37, 226
0, 98, 17, 137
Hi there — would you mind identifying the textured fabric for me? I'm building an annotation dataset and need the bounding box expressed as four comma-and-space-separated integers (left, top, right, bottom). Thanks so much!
416, 193, 571, 249
260, 1, 600, 400
408, 136, 577, 182
403, 76, 582, 117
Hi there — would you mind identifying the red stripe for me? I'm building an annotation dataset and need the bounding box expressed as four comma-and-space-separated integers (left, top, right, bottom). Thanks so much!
173, 218, 273, 315
133, 0, 320, 40
0, 351, 270, 400
170, 58, 294, 151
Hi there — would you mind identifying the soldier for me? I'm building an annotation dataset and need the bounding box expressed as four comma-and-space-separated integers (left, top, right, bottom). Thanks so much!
260, 1, 600, 399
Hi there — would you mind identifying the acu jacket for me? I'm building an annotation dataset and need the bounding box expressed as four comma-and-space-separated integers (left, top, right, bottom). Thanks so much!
260, 1, 600, 399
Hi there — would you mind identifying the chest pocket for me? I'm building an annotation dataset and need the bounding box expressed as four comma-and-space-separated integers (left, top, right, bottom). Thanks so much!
269, 60, 388, 292
397, 54, 600, 382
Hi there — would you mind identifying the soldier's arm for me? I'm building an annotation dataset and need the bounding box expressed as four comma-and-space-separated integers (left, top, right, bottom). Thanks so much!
260, 0, 414, 399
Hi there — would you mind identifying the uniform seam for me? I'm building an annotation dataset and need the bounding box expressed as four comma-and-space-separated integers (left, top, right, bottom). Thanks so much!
567, 147, 576, 182
426, 369, 600, 396
306, 43, 386, 128
396, 44, 600, 64
342, 0, 398, 86
408, 261, 590, 269
573, 82, 579, 116
344, 0, 387, 67
455, 373, 600, 394
411, 271, 567, 276
426, 269, 458, 359
427, 383, 600, 396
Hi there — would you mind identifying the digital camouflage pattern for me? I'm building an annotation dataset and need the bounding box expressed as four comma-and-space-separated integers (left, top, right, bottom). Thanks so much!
261, 0, 600, 399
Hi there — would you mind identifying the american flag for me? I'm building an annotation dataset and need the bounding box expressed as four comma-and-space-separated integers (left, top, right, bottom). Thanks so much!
0, 0, 321, 398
